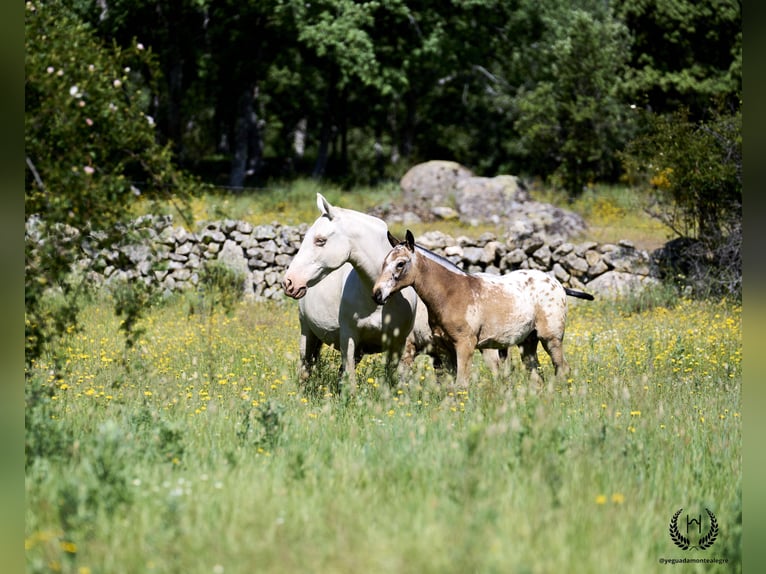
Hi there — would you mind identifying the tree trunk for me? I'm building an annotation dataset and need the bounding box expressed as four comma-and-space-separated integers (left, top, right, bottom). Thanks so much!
229, 85, 263, 190
401, 91, 417, 163
313, 67, 339, 179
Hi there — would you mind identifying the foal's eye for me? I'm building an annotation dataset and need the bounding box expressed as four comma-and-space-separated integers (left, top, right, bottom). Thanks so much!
395, 260, 406, 271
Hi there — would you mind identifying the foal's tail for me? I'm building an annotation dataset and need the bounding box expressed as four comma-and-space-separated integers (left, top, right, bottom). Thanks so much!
564, 287, 595, 301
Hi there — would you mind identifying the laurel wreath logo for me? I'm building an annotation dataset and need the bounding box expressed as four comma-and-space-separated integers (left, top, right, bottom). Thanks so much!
669, 509, 690, 550
698, 509, 719, 549
669, 508, 719, 550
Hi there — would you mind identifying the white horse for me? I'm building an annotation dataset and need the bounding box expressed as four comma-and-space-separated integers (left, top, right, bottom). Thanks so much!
282, 194, 425, 391
373, 230, 594, 387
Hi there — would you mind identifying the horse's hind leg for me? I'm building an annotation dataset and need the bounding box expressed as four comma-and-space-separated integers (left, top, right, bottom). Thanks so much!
519, 331, 542, 384
540, 336, 569, 378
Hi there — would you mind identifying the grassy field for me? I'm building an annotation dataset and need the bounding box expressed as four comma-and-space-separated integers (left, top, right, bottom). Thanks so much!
27, 184, 740, 573
26, 288, 741, 573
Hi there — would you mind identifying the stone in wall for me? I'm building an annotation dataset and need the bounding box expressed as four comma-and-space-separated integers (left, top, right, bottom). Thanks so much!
28, 210, 664, 302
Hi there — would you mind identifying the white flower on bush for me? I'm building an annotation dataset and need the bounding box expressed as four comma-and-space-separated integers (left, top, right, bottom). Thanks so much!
69, 85, 82, 98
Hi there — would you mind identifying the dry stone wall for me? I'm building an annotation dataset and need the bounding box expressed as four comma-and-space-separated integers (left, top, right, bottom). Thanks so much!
60, 214, 660, 299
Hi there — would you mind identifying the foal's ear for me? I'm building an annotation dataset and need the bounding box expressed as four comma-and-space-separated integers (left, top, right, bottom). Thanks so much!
405, 230, 415, 251
387, 230, 400, 248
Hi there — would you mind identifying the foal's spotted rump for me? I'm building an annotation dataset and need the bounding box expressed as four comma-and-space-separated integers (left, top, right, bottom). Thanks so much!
373, 230, 592, 387
476, 271, 568, 348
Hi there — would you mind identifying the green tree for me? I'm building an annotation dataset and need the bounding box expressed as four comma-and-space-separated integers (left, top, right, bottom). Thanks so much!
509, 1, 633, 196
25, 0, 194, 366
622, 106, 741, 296
616, 0, 741, 117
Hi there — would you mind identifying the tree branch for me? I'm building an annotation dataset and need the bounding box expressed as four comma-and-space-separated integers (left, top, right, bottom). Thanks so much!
26, 156, 45, 192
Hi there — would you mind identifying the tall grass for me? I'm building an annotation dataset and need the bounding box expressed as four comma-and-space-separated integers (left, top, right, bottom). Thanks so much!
26, 287, 741, 573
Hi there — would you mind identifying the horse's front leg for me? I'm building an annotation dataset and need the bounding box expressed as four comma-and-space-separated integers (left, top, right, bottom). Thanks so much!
299, 324, 322, 381
339, 329, 358, 395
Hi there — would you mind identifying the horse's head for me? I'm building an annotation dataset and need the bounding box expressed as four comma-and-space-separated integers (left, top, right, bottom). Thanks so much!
283, 193, 353, 299
372, 230, 417, 305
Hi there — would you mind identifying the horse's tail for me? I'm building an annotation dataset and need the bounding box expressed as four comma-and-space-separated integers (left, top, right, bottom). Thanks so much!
564, 287, 594, 301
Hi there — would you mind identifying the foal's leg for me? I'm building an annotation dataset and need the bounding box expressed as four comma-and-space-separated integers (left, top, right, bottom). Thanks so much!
519, 331, 543, 384
454, 339, 477, 388
400, 334, 418, 367
540, 336, 570, 378
481, 349, 502, 376
384, 339, 408, 386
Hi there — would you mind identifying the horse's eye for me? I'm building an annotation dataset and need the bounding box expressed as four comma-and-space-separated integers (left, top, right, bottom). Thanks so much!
396, 260, 405, 270
314, 237, 327, 247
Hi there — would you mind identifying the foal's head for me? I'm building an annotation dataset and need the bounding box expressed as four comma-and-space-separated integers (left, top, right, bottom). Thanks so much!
372, 230, 417, 305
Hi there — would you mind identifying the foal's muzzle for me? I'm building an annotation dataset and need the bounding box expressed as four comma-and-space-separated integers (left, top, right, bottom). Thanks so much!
372, 288, 386, 306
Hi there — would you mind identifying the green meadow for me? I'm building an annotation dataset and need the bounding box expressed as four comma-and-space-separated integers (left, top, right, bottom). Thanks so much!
26, 188, 741, 573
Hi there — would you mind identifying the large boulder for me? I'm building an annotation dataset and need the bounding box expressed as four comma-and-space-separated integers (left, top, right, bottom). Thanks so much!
454, 175, 529, 224
585, 271, 660, 298
505, 200, 587, 241
394, 160, 586, 241
400, 160, 474, 205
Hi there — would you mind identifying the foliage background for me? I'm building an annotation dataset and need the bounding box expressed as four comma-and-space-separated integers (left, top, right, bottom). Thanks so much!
38, 0, 741, 193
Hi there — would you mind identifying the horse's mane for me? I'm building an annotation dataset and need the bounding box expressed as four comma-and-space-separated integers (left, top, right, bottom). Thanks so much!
414, 244, 469, 276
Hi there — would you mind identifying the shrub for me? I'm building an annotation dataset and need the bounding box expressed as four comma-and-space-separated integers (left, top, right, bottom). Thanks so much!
621, 106, 741, 297
25, 0, 196, 368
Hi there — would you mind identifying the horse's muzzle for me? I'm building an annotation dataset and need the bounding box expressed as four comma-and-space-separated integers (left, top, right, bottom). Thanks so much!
282, 277, 307, 300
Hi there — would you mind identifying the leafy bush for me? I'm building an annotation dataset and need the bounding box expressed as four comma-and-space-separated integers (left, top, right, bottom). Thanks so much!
621, 106, 741, 297
25, 0, 196, 367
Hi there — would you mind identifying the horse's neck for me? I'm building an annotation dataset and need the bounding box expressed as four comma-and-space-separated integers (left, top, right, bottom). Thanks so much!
345, 218, 390, 287
413, 254, 472, 319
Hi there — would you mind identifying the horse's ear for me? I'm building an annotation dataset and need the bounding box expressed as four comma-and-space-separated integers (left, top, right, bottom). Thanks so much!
405, 230, 415, 251
317, 193, 335, 220
387, 230, 399, 248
